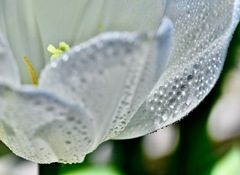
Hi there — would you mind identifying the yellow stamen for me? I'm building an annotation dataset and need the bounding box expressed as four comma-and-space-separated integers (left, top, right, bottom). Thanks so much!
59, 42, 70, 52
23, 56, 38, 86
47, 42, 70, 61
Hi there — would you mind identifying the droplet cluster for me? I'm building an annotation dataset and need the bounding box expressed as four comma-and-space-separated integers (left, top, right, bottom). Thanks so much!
0, 85, 94, 163
142, 0, 234, 130
103, 46, 147, 140
116, 0, 237, 139
40, 32, 149, 142
147, 46, 224, 125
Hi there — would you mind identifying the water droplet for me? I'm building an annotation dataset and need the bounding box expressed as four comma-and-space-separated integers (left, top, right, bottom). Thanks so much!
161, 109, 170, 122
187, 75, 193, 81
180, 84, 188, 91
62, 55, 69, 61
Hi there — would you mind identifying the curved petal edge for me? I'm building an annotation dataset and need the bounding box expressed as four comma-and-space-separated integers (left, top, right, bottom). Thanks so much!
115, 0, 240, 139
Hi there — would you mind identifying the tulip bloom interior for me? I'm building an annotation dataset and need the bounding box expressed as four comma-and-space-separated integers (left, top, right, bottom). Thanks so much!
0, 0, 240, 164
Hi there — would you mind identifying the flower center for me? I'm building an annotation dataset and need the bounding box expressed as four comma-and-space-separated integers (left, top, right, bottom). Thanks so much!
47, 42, 70, 61
23, 42, 70, 86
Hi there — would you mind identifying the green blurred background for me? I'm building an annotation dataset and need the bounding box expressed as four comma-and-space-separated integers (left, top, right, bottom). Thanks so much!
0, 24, 240, 175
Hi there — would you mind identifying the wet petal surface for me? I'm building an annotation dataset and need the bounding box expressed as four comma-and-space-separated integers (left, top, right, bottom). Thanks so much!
39, 22, 173, 146
116, 0, 240, 139
0, 82, 95, 163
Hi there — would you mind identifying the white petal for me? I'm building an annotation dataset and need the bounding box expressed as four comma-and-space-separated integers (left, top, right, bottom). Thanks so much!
38, 33, 150, 147
103, 17, 173, 141
32, 0, 164, 62
0, 81, 95, 164
0, 0, 46, 84
115, 0, 240, 139
38, 26, 173, 147
0, 33, 20, 85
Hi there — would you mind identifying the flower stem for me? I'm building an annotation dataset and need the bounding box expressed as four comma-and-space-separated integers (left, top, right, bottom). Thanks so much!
39, 163, 61, 175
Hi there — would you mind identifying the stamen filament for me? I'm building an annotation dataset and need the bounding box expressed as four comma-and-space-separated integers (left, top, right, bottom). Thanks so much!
23, 56, 38, 86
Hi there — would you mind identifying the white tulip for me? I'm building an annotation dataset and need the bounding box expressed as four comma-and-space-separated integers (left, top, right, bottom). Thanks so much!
0, 0, 239, 164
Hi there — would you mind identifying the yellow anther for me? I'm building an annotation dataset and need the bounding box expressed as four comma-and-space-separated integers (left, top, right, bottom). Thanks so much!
47, 42, 70, 61
23, 56, 38, 86
59, 42, 70, 51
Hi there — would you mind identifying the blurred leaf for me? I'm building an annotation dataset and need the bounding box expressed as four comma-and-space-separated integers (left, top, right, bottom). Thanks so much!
0, 141, 11, 157
211, 145, 240, 175
62, 165, 123, 175
113, 138, 146, 175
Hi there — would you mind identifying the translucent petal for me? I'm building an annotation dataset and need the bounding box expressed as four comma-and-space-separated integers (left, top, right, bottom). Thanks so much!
0, 0, 46, 84
115, 0, 240, 139
38, 33, 150, 147
0, 33, 20, 85
102, 18, 173, 141
0, 82, 95, 164
38, 24, 173, 147
32, 0, 164, 63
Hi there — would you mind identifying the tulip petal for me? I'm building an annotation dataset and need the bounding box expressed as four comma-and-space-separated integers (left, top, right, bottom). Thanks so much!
0, 0, 46, 84
32, 0, 164, 62
115, 0, 240, 139
103, 18, 174, 141
38, 32, 151, 146
38, 23, 173, 146
0, 33, 20, 85
0, 82, 95, 164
